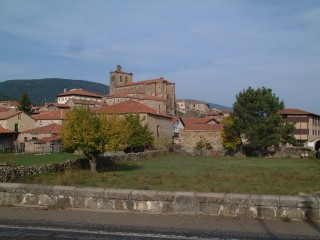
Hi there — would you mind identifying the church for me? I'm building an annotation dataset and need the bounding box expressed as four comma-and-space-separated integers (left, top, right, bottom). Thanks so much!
103, 65, 176, 115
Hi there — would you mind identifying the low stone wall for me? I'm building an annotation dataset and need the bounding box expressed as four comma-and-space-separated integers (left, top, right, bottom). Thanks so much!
0, 150, 168, 182
0, 183, 319, 222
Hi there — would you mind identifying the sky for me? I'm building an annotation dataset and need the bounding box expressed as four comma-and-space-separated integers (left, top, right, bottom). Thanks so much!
0, 0, 319, 113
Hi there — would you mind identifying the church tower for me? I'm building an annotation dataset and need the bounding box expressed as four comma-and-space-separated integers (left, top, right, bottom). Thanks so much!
109, 65, 133, 95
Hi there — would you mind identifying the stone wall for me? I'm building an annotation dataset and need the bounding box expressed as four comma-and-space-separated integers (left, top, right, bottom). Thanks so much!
0, 183, 319, 222
179, 129, 223, 154
0, 150, 167, 183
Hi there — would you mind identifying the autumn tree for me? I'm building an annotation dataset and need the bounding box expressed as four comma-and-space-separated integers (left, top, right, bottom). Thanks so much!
124, 114, 154, 152
221, 115, 241, 152
231, 87, 295, 155
61, 106, 131, 172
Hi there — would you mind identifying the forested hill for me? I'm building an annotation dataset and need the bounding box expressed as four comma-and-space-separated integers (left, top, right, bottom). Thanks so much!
0, 78, 109, 105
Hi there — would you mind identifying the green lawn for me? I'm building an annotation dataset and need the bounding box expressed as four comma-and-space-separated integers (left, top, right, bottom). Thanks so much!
13, 153, 320, 196
0, 153, 83, 166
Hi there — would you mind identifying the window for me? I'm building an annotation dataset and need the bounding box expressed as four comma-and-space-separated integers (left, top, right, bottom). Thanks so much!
14, 124, 18, 132
18, 114, 21, 120
157, 125, 160, 137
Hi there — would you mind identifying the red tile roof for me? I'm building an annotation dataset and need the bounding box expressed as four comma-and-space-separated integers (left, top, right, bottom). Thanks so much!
96, 100, 172, 119
22, 123, 61, 134
39, 135, 61, 142
0, 111, 21, 120
57, 88, 103, 98
280, 108, 314, 115
116, 78, 173, 88
183, 117, 219, 126
0, 101, 20, 107
32, 110, 69, 120
0, 126, 14, 134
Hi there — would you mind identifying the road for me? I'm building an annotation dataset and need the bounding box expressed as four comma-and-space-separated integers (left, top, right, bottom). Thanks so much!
0, 207, 319, 239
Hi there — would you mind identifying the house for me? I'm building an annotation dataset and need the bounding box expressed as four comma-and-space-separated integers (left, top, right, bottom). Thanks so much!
95, 99, 173, 146
172, 116, 185, 144
56, 88, 103, 104
32, 110, 68, 127
106, 65, 176, 115
176, 100, 210, 115
179, 124, 224, 154
0, 126, 17, 152
0, 111, 35, 132
280, 108, 320, 150
0, 101, 20, 110
35, 102, 71, 112
17, 123, 62, 153
65, 98, 106, 109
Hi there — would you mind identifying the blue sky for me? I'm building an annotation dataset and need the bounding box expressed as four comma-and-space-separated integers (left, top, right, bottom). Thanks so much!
0, 0, 319, 113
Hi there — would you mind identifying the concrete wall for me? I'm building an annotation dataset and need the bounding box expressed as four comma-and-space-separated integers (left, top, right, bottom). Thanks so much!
0, 183, 319, 222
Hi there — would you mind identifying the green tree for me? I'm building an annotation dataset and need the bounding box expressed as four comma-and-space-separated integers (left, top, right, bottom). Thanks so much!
18, 91, 33, 114
221, 115, 241, 152
231, 87, 295, 155
61, 106, 131, 172
124, 114, 154, 152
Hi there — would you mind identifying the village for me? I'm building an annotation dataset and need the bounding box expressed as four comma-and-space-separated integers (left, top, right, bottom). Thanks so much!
0, 65, 320, 155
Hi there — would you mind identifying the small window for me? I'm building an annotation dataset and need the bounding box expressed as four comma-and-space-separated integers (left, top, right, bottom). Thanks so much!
18, 114, 21, 120
14, 124, 19, 132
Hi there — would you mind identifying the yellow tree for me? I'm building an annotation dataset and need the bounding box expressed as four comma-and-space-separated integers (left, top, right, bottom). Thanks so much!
61, 106, 131, 172
221, 115, 241, 153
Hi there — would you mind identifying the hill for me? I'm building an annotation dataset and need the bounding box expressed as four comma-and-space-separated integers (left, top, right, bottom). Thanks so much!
0, 78, 109, 105
207, 102, 232, 110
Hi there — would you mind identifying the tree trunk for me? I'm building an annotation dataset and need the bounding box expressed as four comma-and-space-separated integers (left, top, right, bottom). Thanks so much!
89, 158, 97, 173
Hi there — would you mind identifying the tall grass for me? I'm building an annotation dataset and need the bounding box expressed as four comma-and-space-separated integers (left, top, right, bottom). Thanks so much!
15, 153, 320, 195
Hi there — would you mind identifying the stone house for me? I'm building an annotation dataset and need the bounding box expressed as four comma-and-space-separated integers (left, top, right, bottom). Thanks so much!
106, 65, 175, 115
32, 110, 68, 127
17, 123, 62, 153
176, 99, 210, 114
65, 98, 106, 109
95, 99, 173, 146
179, 124, 224, 154
280, 108, 320, 150
35, 102, 70, 112
0, 101, 20, 110
0, 126, 17, 152
0, 111, 35, 132
56, 88, 103, 104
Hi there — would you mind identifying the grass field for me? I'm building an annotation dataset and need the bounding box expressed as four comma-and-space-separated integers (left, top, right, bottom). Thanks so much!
13, 153, 320, 196
0, 153, 83, 166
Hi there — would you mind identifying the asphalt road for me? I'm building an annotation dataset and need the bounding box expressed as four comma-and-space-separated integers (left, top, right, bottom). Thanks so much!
0, 207, 319, 240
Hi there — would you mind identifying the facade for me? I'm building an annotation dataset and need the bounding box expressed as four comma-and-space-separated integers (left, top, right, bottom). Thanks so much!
106, 65, 176, 115
96, 99, 173, 145
280, 109, 320, 145
179, 124, 224, 154
56, 88, 103, 104
0, 126, 16, 152
0, 111, 35, 132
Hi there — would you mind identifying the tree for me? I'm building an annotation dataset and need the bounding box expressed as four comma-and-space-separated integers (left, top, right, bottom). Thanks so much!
221, 115, 241, 152
124, 114, 154, 152
231, 87, 295, 155
18, 91, 33, 114
61, 106, 131, 172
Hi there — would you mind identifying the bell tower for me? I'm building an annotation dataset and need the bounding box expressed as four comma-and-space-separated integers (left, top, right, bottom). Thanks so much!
109, 65, 133, 95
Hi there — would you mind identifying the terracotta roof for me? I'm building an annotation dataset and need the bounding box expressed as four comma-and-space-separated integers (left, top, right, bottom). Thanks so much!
45, 102, 71, 108
0, 126, 14, 134
183, 117, 219, 126
0, 111, 21, 120
184, 124, 223, 131
57, 88, 103, 98
95, 100, 172, 119
39, 135, 61, 142
116, 78, 173, 88
32, 110, 69, 120
22, 123, 61, 134
279, 108, 318, 116
0, 101, 20, 107
67, 99, 105, 105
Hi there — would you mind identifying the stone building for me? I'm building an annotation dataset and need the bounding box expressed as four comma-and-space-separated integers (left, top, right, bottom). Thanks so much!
105, 65, 176, 115
57, 88, 103, 105
0, 111, 35, 132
